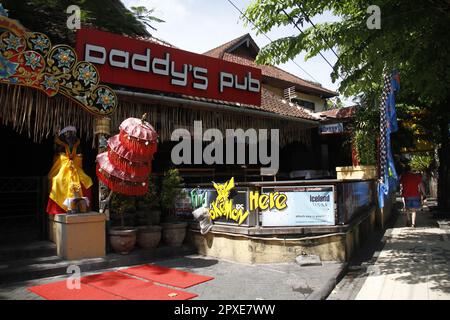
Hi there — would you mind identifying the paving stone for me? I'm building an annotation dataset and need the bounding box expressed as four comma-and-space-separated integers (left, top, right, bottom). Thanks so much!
295, 254, 322, 267
0, 255, 345, 300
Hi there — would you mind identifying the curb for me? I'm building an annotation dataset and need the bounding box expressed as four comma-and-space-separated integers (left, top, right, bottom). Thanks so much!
306, 262, 348, 300
0, 245, 196, 285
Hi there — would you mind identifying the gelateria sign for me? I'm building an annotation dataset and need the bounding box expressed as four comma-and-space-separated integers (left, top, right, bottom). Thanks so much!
76, 28, 262, 106
261, 186, 335, 226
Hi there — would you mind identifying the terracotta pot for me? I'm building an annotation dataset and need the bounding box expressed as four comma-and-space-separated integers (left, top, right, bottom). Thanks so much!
137, 226, 162, 249
109, 227, 137, 254
161, 222, 187, 247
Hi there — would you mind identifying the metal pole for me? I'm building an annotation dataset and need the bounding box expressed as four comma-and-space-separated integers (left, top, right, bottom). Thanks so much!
94, 117, 112, 252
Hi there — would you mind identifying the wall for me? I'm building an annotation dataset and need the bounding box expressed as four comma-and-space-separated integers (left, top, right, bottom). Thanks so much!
296, 92, 327, 112
376, 193, 396, 230
263, 84, 284, 97
262, 84, 327, 112
188, 206, 378, 263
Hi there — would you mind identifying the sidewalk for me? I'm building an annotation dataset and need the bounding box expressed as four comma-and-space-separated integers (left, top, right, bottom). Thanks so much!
355, 206, 450, 300
0, 255, 345, 300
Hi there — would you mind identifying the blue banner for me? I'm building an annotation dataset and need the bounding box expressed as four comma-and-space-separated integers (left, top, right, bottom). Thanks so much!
378, 70, 400, 208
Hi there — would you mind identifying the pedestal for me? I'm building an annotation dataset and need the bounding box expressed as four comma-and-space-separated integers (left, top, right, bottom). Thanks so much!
54, 212, 106, 260
48, 214, 56, 243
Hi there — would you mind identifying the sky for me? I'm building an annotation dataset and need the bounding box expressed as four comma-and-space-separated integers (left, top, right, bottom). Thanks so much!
121, 0, 354, 106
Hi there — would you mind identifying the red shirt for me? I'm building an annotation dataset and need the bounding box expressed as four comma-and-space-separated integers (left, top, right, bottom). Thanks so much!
400, 172, 423, 198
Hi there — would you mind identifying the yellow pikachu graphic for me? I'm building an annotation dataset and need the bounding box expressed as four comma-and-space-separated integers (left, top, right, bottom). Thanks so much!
212, 177, 235, 204
210, 177, 249, 225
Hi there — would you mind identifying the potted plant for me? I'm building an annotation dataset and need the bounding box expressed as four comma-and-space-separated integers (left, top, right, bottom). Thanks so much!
160, 169, 188, 247
136, 175, 162, 249
109, 193, 137, 254
336, 100, 378, 180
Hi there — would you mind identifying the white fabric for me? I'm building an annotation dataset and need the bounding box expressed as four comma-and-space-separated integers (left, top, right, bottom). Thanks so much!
59, 126, 77, 136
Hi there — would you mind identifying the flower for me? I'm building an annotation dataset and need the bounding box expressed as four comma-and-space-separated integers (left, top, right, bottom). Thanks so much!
0, 55, 19, 79
54, 48, 74, 69
42, 75, 58, 91
4, 33, 23, 52
30, 35, 50, 53
77, 64, 97, 86
24, 52, 42, 70
96, 88, 115, 110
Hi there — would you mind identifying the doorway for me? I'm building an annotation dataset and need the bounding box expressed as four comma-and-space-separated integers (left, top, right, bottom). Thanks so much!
0, 124, 98, 244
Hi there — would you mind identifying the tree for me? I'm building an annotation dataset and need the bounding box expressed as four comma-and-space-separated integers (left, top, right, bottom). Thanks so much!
325, 97, 344, 110
2, 0, 152, 44
245, 0, 450, 210
130, 6, 165, 33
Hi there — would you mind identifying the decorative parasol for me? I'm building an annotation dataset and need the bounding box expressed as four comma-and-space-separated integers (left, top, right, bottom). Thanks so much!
119, 114, 158, 157
107, 135, 152, 177
96, 114, 158, 197
96, 152, 148, 196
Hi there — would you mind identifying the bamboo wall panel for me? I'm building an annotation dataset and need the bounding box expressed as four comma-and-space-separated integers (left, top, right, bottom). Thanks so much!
0, 84, 94, 142
0, 84, 311, 147
112, 101, 312, 147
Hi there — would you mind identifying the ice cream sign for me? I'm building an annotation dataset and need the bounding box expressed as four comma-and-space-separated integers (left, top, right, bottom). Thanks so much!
76, 28, 262, 106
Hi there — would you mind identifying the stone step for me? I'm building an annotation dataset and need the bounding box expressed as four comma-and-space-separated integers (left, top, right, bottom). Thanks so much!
0, 245, 197, 284
0, 241, 57, 262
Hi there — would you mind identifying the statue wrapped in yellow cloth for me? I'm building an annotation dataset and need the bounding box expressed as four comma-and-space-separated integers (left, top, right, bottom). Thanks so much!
46, 126, 93, 215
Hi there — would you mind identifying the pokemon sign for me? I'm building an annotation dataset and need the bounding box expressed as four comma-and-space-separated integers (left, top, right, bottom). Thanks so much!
209, 178, 250, 225
209, 178, 288, 225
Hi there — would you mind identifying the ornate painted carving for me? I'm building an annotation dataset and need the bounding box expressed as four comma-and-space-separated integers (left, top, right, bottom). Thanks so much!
0, 15, 117, 116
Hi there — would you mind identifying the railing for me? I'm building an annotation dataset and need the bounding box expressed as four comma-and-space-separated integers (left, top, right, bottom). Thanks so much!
335, 180, 376, 224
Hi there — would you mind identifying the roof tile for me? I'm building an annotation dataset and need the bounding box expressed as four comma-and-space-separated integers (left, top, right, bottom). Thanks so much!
204, 34, 337, 97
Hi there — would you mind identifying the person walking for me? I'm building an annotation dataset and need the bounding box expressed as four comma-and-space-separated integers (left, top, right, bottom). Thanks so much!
399, 164, 426, 227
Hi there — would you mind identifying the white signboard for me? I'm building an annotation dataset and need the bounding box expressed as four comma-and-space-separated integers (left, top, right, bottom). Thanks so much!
319, 123, 344, 134
261, 186, 335, 226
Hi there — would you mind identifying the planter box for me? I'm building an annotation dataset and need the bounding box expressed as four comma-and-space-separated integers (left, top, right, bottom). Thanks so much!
336, 165, 377, 180
54, 212, 106, 260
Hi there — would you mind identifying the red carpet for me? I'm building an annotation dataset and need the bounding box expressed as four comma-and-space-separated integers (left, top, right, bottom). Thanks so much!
119, 265, 214, 289
28, 280, 124, 300
81, 271, 197, 300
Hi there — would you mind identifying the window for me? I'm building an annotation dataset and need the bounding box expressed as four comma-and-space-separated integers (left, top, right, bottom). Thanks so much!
292, 98, 315, 111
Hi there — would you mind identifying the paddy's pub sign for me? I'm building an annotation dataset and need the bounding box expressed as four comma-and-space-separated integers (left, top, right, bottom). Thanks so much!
76, 28, 262, 106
